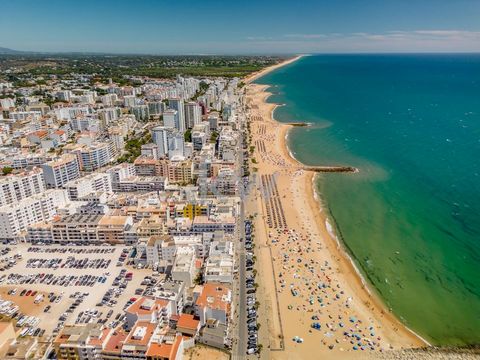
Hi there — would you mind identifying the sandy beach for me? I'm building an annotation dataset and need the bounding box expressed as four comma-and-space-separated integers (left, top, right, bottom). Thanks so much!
244, 59, 428, 359
244, 55, 304, 84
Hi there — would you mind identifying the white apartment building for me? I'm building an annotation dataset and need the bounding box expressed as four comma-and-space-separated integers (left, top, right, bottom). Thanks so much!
145, 234, 205, 267
192, 130, 207, 151
64, 172, 112, 200
78, 142, 115, 171
0, 189, 69, 240
71, 117, 101, 132
163, 109, 178, 130
168, 131, 185, 160
100, 93, 118, 106
0, 98, 15, 109
11, 154, 50, 169
41, 154, 81, 188
98, 107, 121, 123
8, 111, 42, 122
168, 98, 185, 131
131, 105, 150, 122
171, 247, 196, 287
55, 106, 92, 121
140, 143, 158, 159
152, 126, 170, 158
192, 215, 235, 234
55, 90, 72, 102
147, 101, 165, 115
0, 168, 45, 206
123, 95, 137, 108
184, 101, 202, 128
106, 163, 136, 190
51, 214, 103, 244
204, 241, 234, 283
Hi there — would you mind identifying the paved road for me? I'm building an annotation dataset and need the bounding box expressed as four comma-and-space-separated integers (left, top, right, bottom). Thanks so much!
233, 106, 248, 359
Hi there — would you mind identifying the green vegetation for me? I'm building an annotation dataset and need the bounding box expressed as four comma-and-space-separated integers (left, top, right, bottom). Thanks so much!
94, 87, 108, 95
117, 132, 152, 163
0, 54, 285, 80
210, 130, 219, 143
192, 80, 210, 100
2, 166, 13, 175
193, 271, 204, 285
199, 81, 209, 92
184, 128, 192, 142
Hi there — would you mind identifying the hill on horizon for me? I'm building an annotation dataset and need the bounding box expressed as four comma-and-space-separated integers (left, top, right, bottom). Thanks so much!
0, 47, 26, 54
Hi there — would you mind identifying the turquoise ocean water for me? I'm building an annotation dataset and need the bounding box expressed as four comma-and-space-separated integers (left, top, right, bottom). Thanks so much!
255, 54, 480, 346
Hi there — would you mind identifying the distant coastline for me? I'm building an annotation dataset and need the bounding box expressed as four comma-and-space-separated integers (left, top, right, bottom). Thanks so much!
244, 55, 304, 84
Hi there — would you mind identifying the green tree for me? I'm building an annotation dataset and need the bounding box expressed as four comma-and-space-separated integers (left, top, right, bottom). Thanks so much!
210, 131, 219, 143
184, 128, 192, 142
2, 167, 13, 175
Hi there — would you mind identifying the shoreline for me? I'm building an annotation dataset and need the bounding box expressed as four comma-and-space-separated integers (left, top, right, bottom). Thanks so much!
245, 67, 428, 357
271, 93, 430, 348
244, 55, 305, 84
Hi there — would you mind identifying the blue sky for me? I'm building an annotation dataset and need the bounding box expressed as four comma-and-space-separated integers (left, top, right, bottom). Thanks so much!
1, 0, 479, 54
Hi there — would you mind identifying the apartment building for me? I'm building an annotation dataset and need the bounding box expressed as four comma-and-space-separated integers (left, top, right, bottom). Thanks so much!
194, 283, 232, 326
184, 101, 202, 128
78, 142, 115, 171
97, 215, 133, 244
0, 168, 45, 206
171, 247, 197, 287
107, 163, 136, 191
125, 297, 172, 330
167, 160, 192, 184
41, 154, 80, 188
0, 189, 69, 241
53, 323, 103, 360
64, 172, 112, 200
51, 214, 103, 244
191, 215, 235, 234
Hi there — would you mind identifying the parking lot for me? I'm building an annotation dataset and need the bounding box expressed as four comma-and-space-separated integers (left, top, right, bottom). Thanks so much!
0, 243, 162, 339
244, 220, 259, 355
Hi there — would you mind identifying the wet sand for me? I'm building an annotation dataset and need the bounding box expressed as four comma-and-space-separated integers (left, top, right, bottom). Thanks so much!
245, 79, 427, 359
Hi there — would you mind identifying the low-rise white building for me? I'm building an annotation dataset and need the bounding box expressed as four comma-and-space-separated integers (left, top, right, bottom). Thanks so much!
171, 247, 196, 287
64, 172, 112, 200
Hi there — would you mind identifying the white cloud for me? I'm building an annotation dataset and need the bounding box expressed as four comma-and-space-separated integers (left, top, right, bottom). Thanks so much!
243, 30, 480, 52
283, 34, 327, 39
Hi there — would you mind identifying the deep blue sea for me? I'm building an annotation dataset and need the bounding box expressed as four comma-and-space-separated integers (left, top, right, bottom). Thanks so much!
255, 54, 480, 346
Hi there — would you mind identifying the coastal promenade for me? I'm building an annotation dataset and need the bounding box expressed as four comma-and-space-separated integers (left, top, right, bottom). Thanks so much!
244, 78, 426, 359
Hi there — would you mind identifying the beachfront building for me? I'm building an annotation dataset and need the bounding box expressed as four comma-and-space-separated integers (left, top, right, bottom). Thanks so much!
194, 282, 232, 326
192, 215, 235, 234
